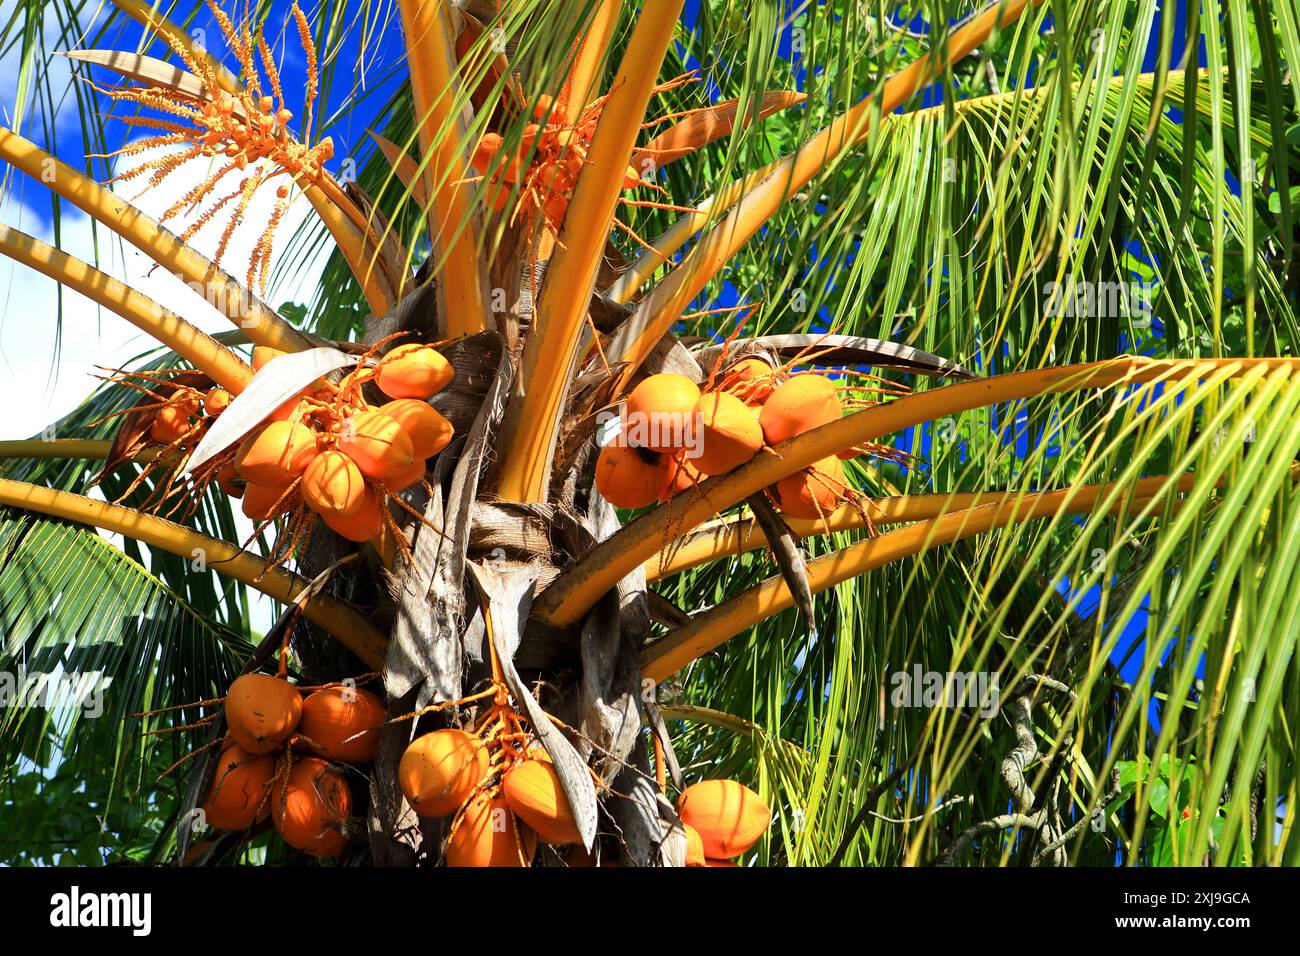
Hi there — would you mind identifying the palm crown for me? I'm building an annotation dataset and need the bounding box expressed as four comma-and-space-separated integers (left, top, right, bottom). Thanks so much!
1, 0, 1298, 867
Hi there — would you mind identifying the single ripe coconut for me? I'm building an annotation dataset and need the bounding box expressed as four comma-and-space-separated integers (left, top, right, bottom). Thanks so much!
683, 823, 706, 866
224, 673, 303, 754
236, 421, 319, 485
380, 399, 454, 459
398, 729, 489, 817
383, 458, 428, 494
374, 344, 454, 401
691, 391, 763, 475
772, 455, 846, 520
320, 485, 384, 542
241, 481, 294, 522
151, 396, 197, 444
594, 443, 674, 509
200, 743, 275, 830
758, 374, 843, 446
337, 409, 415, 480
301, 450, 366, 518
203, 387, 232, 416
667, 453, 703, 497
624, 374, 702, 453
251, 346, 285, 371
297, 685, 386, 764
446, 792, 536, 867
676, 779, 771, 860
273, 757, 351, 857
502, 758, 582, 846
720, 356, 778, 406
215, 462, 244, 499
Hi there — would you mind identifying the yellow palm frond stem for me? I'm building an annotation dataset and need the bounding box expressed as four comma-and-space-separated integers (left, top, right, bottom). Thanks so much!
0, 224, 253, 392
110, 0, 240, 94
564, 0, 621, 121
0, 479, 387, 667
302, 179, 400, 316
492, 0, 686, 503
0, 129, 315, 353
608, 0, 1046, 380
605, 157, 782, 305
647, 473, 1200, 582
0, 440, 114, 461
534, 356, 1294, 628
643, 479, 1190, 682
397, 0, 491, 338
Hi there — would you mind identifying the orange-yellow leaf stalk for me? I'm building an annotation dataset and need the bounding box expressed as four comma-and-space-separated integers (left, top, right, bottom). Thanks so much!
0, 128, 315, 353
0, 440, 114, 461
643, 480, 1186, 681
565, 0, 621, 121
0, 224, 253, 392
646, 473, 1199, 581
0, 478, 387, 667
609, 0, 1046, 379
535, 356, 1295, 628
398, 0, 491, 337
493, 0, 685, 503
110, 0, 241, 94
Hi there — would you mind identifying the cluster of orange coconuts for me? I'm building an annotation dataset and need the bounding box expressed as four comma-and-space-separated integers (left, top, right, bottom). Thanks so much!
199, 672, 386, 858
148, 382, 233, 446
396, 721, 771, 867
596, 358, 854, 518
396, 728, 583, 867
212, 342, 455, 540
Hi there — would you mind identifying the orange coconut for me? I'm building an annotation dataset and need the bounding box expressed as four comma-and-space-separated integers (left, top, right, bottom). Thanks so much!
380, 399, 454, 459
224, 673, 303, 754
624, 374, 702, 452
676, 779, 771, 860
273, 757, 351, 857
383, 458, 427, 494
502, 758, 582, 846
595, 443, 675, 509
203, 387, 232, 416
297, 685, 386, 763
336, 409, 415, 480
692, 391, 763, 475
683, 823, 707, 866
758, 374, 843, 446
251, 346, 285, 371
241, 480, 294, 522
667, 453, 704, 497
215, 462, 244, 499
300, 450, 366, 518
151, 396, 197, 444
446, 792, 536, 867
398, 729, 490, 818
375, 344, 454, 400
321, 486, 384, 542
200, 743, 275, 830
772, 455, 846, 520
236, 420, 318, 484
720, 356, 778, 406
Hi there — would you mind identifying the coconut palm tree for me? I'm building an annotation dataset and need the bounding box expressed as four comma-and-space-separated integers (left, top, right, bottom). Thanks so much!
1, 0, 1298, 866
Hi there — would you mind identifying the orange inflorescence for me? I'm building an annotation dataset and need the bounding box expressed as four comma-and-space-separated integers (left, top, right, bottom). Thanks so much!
467, 73, 701, 239
91, 1, 332, 292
